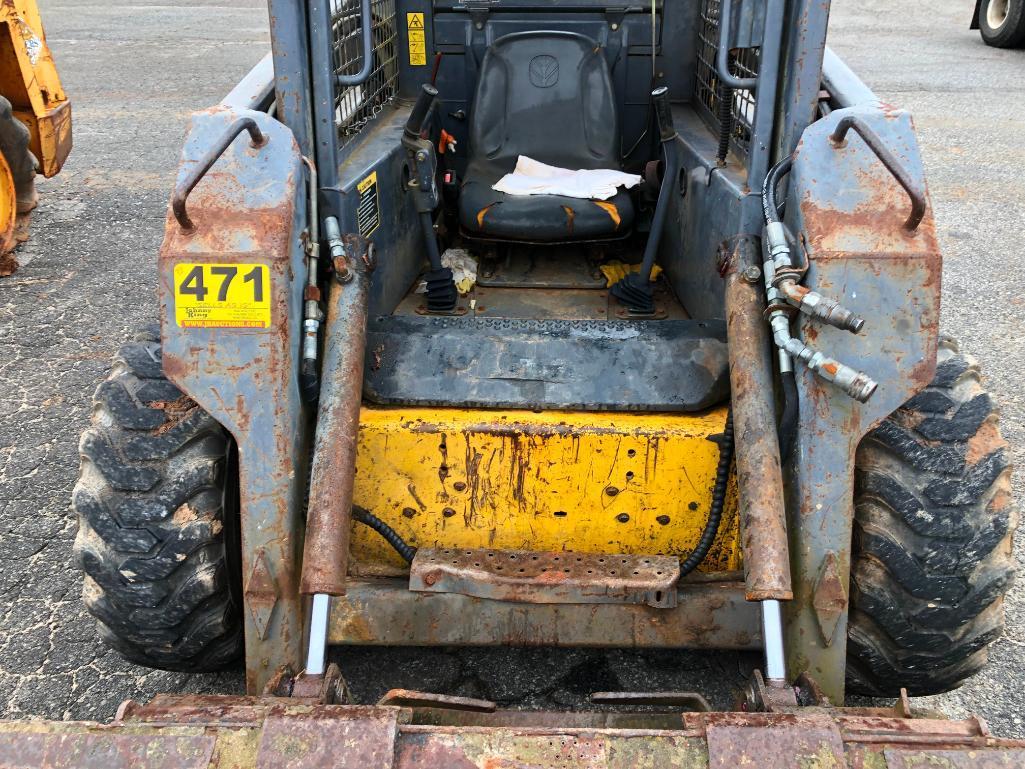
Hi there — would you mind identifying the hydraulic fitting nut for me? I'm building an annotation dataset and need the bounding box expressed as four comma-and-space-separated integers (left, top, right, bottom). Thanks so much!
332, 256, 353, 283
765, 221, 789, 261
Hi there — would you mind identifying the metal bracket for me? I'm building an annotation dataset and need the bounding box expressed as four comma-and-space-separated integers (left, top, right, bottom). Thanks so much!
811, 552, 847, 646
741, 670, 798, 712
410, 548, 680, 608
244, 548, 279, 641
264, 663, 351, 704
468, 7, 489, 31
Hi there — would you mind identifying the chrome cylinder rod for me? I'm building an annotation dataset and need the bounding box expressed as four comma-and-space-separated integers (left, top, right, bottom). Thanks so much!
761, 599, 787, 683
306, 593, 331, 676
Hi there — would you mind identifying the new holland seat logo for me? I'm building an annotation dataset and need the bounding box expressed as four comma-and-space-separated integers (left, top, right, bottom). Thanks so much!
529, 55, 559, 88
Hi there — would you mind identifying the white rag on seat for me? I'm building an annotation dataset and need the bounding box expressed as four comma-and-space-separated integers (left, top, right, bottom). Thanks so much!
492, 155, 642, 201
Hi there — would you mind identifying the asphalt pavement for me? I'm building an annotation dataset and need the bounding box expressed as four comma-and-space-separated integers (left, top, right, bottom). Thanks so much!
0, 0, 1022, 737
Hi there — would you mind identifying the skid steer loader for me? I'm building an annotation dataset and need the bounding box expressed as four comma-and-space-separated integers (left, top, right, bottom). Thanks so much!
20, 0, 1020, 765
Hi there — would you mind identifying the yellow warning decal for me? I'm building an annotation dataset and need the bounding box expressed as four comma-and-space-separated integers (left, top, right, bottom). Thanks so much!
356, 171, 381, 236
407, 12, 426, 66
173, 263, 271, 329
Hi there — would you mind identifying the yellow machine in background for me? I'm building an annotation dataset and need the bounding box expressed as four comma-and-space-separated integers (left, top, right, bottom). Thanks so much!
0, 0, 70, 269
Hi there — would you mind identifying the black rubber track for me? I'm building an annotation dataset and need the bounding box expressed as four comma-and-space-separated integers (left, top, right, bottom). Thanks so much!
72, 327, 243, 672
0, 95, 37, 213
847, 337, 1017, 696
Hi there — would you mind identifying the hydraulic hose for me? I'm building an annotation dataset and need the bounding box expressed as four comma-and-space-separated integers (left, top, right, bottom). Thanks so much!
778, 370, 798, 463
353, 505, 418, 564
680, 410, 734, 577
762, 154, 793, 224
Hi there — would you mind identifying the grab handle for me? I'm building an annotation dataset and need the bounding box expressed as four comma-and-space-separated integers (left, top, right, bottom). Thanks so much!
715, 0, 757, 91
829, 115, 927, 232
172, 117, 267, 232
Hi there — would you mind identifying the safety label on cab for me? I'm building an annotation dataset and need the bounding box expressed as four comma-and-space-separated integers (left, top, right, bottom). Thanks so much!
173, 263, 271, 329
357, 171, 381, 236
407, 12, 426, 66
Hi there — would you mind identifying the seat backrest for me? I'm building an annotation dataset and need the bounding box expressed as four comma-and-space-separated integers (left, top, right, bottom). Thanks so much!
469, 31, 620, 171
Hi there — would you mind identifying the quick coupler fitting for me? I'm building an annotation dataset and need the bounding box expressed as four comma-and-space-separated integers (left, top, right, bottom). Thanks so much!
781, 337, 878, 402
777, 280, 865, 333
765, 223, 865, 334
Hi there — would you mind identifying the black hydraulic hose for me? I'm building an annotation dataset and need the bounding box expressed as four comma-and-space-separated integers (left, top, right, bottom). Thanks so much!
300, 360, 320, 403
353, 505, 418, 564
762, 153, 793, 224
762, 154, 801, 461
680, 410, 734, 577
778, 371, 798, 463
762, 155, 800, 463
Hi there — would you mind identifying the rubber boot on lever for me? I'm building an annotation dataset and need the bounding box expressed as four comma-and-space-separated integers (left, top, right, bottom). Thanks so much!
404, 84, 458, 313
611, 86, 678, 316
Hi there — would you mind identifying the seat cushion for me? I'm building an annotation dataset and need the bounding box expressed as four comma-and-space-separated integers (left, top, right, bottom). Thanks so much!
458, 31, 633, 242
460, 160, 635, 241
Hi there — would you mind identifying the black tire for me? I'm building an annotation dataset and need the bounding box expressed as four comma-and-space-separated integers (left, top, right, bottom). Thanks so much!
72, 327, 243, 672
0, 95, 37, 213
978, 0, 1025, 48
847, 337, 1017, 696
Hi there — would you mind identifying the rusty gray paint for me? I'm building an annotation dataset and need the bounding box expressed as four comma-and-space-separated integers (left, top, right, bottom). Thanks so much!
158, 106, 310, 694
783, 104, 941, 702
329, 577, 762, 649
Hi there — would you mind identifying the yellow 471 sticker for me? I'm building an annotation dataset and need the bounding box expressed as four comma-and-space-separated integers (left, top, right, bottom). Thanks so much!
173, 263, 270, 329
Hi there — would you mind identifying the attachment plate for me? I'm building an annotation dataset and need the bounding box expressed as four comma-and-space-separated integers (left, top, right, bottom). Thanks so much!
409, 548, 680, 608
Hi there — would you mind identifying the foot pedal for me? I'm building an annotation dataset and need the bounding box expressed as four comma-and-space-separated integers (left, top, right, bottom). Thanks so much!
409, 548, 679, 608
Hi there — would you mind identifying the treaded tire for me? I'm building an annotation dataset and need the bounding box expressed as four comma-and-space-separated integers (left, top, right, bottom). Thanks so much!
847, 337, 1017, 696
0, 95, 37, 213
72, 327, 243, 672
978, 0, 1025, 48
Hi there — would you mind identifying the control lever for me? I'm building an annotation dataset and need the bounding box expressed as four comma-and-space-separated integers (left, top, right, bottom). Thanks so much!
611, 87, 680, 316
403, 83, 457, 312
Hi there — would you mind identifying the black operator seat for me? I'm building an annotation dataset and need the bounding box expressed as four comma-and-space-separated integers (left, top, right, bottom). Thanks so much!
458, 31, 635, 242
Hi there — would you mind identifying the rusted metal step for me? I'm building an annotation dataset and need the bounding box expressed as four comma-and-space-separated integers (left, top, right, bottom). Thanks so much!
408, 547, 680, 608
3, 696, 1023, 769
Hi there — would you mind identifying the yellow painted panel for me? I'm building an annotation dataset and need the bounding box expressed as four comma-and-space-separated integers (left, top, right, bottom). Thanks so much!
350, 406, 741, 575
0, 1, 72, 176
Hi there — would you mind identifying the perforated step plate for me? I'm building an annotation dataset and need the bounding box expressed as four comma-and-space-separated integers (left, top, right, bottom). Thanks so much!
409, 548, 680, 608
